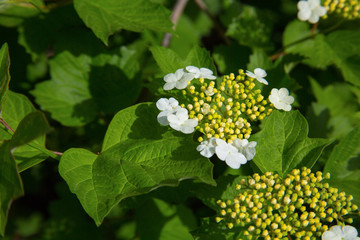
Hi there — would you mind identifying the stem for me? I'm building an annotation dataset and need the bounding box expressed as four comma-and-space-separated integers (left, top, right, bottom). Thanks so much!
194, 0, 231, 45
0, 118, 63, 158
0, 118, 15, 133
162, 0, 189, 47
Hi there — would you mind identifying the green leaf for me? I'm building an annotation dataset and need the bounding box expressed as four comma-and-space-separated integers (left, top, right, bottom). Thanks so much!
59, 103, 215, 225
0, 0, 44, 27
150, 46, 186, 74
73, 0, 172, 45
225, 4, 273, 49
0, 43, 10, 109
150, 45, 216, 75
0, 91, 55, 171
287, 30, 360, 86
31, 50, 143, 126
251, 111, 331, 178
0, 142, 23, 237
282, 20, 311, 49
136, 198, 196, 240
324, 126, 360, 205
247, 48, 273, 72
0, 111, 50, 236
213, 44, 251, 75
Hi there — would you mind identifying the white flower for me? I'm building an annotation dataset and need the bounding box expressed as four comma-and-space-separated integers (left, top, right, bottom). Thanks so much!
204, 86, 215, 96
245, 68, 268, 85
269, 88, 295, 111
163, 68, 194, 90
167, 108, 198, 134
232, 138, 257, 161
215, 139, 247, 169
322, 225, 360, 240
196, 137, 217, 158
156, 98, 181, 125
297, 0, 327, 24
185, 66, 216, 80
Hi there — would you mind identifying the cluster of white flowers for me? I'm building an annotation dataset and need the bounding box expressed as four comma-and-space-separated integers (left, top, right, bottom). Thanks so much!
156, 66, 295, 169
246, 68, 294, 112
297, 0, 327, 23
196, 137, 256, 169
163, 66, 216, 91
322, 225, 360, 240
156, 97, 198, 134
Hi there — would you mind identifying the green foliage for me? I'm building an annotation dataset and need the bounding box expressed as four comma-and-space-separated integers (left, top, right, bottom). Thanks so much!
59, 103, 215, 225
1, 0, 360, 238
73, 0, 173, 45
0, 43, 10, 108
251, 111, 331, 178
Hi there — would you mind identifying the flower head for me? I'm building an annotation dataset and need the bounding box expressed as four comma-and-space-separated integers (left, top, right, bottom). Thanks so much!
156, 97, 181, 125
322, 225, 360, 240
269, 88, 294, 111
163, 68, 194, 90
167, 108, 198, 134
215, 139, 247, 169
297, 0, 327, 24
232, 138, 257, 160
245, 68, 268, 85
186, 66, 216, 80
197, 137, 217, 158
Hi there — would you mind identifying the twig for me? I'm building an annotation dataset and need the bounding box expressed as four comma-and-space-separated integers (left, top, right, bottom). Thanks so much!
194, 0, 231, 45
0, 118, 63, 157
162, 0, 189, 47
311, 22, 318, 35
0, 118, 14, 133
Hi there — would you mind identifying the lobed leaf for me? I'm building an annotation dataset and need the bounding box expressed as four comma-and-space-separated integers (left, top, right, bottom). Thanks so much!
251, 111, 331, 178
59, 103, 215, 225
73, 0, 172, 45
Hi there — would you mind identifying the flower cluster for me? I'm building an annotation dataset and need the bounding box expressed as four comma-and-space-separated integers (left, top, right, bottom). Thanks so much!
156, 66, 294, 168
297, 0, 327, 23
323, 0, 360, 20
215, 167, 359, 239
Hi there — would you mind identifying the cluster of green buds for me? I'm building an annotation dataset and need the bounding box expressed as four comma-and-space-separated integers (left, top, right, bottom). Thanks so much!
323, 0, 360, 19
215, 167, 359, 240
181, 69, 273, 144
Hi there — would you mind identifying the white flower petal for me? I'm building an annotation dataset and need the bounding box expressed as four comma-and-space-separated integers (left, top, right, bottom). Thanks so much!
200, 68, 213, 75
164, 73, 176, 83
322, 231, 341, 240
163, 82, 176, 90
257, 78, 268, 85
343, 226, 359, 239
225, 152, 247, 169
174, 68, 185, 79
157, 111, 170, 126
314, 6, 327, 16
246, 70, 256, 78
298, 1, 310, 10
176, 80, 188, 89
298, 9, 311, 21
309, 0, 321, 8
254, 68, 267, 78
156, 98, 169, 111
309, 13, 320, 23
168, 98, 179, 108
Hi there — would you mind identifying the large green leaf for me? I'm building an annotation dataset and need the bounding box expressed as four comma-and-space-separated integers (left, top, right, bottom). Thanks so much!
251, 111, 331, 178
0, 43, 10, 109
324, 126, 360, 205
59, 103, 215, 225
0, 0, 44, 27
150, 45, 217, 75
136, 198, 196, 240
0, 111, 50, 236
73, 0, 172, 45
31, 50, 143, 126
0, 91, 55, 171
286, 30, 360, 86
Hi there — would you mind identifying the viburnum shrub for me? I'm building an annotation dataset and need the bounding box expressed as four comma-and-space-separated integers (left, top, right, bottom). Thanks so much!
0, 0, 359, 239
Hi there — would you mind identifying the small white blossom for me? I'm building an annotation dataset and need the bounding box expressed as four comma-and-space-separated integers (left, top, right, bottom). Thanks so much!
156, 98, 181, 125
186, 66, 216, 80
215, 139, 247, 169
201, 103, 211, 115
245, 68, 268, 85
232, 138, 257, 161
269, 88, 295, 111
297, 0, 327, 24
322, 225, 360, 240
204, 86, 215, 96
163, 68, 194, 90
167, 108, 198, 134
196, 138, 217, 158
